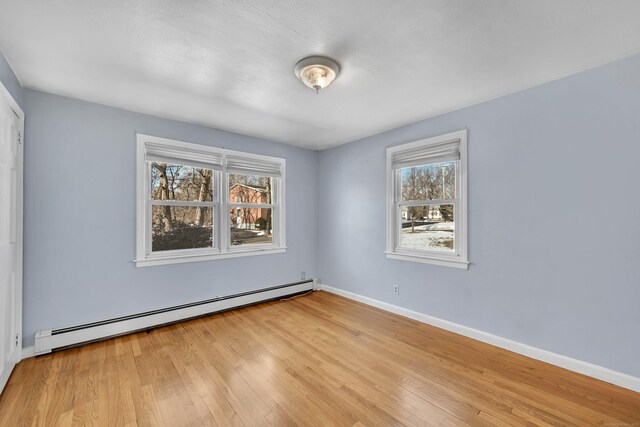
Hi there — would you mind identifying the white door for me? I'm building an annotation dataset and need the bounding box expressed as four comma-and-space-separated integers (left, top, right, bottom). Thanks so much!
0, 87, 23, 393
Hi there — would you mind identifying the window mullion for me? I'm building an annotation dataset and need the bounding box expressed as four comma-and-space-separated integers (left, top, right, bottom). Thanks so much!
220, 166, 229, 253
395, 169, 402, 250
455, 157, 462, 257
274, 177, 279, 246
145, 161, 152, 256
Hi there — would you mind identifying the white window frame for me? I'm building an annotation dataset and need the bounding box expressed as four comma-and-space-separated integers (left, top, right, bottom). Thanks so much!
135, 134, 286, 267
385, 129, 468, 269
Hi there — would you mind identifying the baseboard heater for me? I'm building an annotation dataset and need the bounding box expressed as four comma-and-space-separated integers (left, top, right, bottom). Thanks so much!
34, 278, 316, 355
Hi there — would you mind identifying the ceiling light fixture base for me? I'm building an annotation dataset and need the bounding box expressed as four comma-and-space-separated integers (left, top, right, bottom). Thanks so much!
294, 56, 340, 94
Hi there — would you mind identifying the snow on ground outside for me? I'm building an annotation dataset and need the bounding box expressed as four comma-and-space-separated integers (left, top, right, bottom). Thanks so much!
401, 222, 454, 252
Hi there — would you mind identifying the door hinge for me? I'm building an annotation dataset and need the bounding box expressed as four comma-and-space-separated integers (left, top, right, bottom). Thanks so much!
18, 131, 23, 144
15, 334, 20, 347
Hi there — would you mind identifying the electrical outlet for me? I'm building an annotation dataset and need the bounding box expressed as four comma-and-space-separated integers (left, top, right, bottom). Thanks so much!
301, 271, 306, 280
393, 284, 399, 295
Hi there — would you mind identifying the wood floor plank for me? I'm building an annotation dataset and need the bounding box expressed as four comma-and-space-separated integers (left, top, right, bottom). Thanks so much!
262, 311, 467, 425
229, 307, 382, 425
0, 291, 639, 426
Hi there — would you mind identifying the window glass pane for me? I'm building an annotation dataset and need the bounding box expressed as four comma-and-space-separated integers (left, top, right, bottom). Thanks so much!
228, 174, 273, 204
230, 207, 273, 246
151, 163, 213, 202
152, 205, 213, 251
401, 161, 455, 201
400, 204, 454, 252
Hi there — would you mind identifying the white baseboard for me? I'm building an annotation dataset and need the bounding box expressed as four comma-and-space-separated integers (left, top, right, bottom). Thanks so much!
319, 284, 640, 393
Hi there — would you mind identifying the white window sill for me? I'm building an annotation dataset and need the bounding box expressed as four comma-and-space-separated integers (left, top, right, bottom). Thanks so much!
135, 247, 287, 267
385, 252, 469, 270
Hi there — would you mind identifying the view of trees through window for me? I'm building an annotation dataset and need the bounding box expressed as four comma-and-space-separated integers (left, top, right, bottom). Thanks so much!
228, 174, 273, 246
151, 162, 214, 251
149, 165, 277, 251
400, 161, 456, 252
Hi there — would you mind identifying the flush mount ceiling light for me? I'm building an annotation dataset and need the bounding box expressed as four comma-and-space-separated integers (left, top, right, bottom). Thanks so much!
294, 56, 340, 94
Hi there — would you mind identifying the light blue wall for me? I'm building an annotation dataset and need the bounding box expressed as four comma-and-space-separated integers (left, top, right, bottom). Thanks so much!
20, 52, 640, 377
319, 54, 640, 377
22, 89, 319, 347
0, 48, 21, 107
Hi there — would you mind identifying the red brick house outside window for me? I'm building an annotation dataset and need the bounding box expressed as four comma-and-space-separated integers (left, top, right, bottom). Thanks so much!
229, 183, 269, 229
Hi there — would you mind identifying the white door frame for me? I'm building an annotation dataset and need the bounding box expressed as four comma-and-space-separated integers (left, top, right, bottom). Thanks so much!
0, 81, 24, 393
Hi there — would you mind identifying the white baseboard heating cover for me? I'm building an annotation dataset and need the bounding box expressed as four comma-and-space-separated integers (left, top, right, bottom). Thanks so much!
34, 279, 317, 355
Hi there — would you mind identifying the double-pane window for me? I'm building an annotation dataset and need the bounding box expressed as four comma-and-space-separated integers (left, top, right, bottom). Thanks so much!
136, 134, 285, 266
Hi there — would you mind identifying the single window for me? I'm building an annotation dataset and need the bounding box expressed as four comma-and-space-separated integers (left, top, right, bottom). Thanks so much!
136, 134, 286, 267
386, 130, 468, 269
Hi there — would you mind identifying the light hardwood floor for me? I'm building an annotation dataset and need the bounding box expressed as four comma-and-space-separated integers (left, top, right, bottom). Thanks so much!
0, 291, 639, 426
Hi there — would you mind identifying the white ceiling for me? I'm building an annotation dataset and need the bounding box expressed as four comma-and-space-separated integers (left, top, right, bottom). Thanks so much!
1, 1, 640, 150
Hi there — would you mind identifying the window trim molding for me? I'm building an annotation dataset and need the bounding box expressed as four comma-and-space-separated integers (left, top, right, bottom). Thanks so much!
135, 133, 286, 267
385, 129, 468, 269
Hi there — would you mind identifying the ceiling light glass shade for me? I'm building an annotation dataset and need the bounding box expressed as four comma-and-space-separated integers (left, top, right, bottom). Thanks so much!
294, 56, 340, 93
